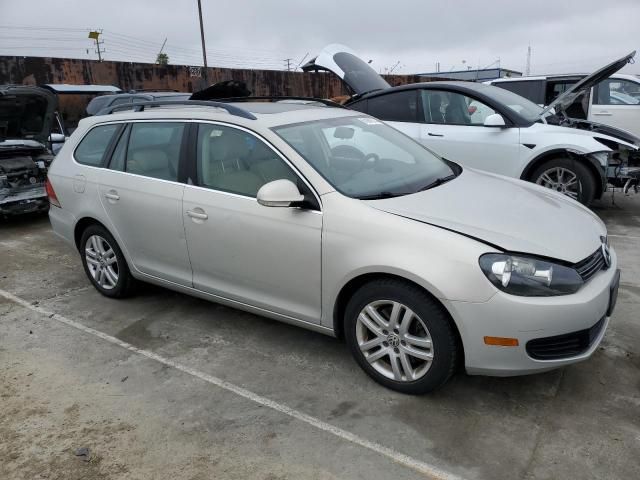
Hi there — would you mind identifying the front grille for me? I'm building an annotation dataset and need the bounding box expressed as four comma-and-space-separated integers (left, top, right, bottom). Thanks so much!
526, 317, 606, 360
574, 248, 606, 282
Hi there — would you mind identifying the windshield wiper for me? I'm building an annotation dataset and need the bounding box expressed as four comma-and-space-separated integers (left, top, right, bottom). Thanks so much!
417, 174, 457, 192
356, 191, 412, 200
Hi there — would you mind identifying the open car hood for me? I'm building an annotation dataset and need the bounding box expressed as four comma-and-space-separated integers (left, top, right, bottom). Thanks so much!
0, 86, 57, 145
302, 44, 391, 96
540, 51, 636, 118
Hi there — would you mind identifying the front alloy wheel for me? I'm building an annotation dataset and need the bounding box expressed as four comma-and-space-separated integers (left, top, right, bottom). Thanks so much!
531, 158, 596, 205
345, 279, 458, 394
535, 166, 581, 200
356, 300, 434, 382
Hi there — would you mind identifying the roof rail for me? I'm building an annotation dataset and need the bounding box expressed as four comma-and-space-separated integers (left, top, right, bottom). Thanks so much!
127, 89, 180, 93
218, 96, 345, 108
99, 100, 257, 120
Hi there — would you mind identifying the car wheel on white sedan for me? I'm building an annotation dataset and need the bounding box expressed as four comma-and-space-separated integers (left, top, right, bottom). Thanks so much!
531, 158, 597, 205
80, 225, 135, 298
345, 279, 458, 394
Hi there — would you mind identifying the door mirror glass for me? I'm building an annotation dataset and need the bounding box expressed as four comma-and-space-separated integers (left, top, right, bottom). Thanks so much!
483, 113, 506, 127
257, 179, 304, 207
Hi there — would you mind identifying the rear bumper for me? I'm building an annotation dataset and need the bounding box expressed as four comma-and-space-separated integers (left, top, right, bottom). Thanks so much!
445, 249, 618, 376
48, 205, 77, 247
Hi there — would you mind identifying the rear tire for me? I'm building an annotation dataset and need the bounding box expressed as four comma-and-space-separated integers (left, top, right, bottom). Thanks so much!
530, 157, 597, 205
344, 279, 458, 394
79, 225, 135, 298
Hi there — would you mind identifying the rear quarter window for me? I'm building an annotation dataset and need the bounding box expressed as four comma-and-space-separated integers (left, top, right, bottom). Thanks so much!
74, 123, 120, 166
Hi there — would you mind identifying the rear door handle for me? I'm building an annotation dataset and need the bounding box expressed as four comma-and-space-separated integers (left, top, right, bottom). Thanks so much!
427, 132, 444, 137
187, 209, 208, 220
593, 111, 612, 116
104, 191, 120, 201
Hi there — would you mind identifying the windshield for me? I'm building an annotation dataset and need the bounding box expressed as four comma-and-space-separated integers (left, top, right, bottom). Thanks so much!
482, 85, 544, 122
273, 116, 455, 199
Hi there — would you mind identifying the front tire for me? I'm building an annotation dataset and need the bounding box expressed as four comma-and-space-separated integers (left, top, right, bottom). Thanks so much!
344, 279, 458, 394
80, 225, 135, 298
531, 157, 597, 205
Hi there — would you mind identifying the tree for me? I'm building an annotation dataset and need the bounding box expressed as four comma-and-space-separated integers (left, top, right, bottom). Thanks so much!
156, 53, 169, 65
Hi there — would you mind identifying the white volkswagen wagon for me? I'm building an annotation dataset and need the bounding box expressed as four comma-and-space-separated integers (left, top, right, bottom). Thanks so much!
47, 99, 620, 393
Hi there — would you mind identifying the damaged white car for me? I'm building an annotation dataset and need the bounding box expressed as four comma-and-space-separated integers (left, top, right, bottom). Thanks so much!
304, 45, 640, 204
0, 85, 60, 217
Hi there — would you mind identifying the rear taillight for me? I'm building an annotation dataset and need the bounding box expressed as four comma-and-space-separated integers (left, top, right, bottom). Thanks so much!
45, 178, 61, 208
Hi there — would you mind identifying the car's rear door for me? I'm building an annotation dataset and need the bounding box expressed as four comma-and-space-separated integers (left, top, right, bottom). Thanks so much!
182, 122, 322, 323
96, 120, 192, 286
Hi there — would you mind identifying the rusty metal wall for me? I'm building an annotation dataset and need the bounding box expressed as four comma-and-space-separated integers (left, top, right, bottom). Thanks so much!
0, 56, 443, 129
0, 56, 432, 96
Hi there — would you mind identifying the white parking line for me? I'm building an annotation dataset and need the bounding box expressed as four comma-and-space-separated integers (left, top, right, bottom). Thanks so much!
0, 288, 463, 480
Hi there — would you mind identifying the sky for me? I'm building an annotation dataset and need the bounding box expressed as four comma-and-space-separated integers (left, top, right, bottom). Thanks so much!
0, 0, 639, 76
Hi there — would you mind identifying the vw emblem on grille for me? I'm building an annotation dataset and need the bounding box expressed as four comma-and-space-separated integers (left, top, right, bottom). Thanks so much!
601, 236, 611, 268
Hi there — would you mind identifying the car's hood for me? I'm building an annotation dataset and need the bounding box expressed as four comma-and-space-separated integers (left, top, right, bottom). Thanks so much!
365, 168, 605, 264
302, 44, 391, 96
540, 51, 636, 118
0, 86, 57, 144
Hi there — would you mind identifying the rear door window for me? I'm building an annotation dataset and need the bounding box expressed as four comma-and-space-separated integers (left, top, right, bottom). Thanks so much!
75, 124, 121, 166
125, 122, 185, 181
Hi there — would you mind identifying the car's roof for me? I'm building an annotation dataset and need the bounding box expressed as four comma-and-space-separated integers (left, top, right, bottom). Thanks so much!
80, 101, 361, 130
358, 80, 505, 96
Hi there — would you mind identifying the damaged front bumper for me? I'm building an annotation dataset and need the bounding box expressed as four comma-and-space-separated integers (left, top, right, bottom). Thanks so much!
0, 184, 48, 215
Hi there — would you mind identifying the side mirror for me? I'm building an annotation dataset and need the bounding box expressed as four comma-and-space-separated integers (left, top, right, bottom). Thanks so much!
257, 179, 304, 207
483, 113, 506, 127
49, 133, 66, 143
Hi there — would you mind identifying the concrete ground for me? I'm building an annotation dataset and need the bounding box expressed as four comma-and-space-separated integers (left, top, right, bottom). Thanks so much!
1, 192, 639, 480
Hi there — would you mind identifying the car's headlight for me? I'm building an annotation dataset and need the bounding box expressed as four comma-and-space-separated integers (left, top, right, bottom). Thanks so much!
479, 253, 583, 296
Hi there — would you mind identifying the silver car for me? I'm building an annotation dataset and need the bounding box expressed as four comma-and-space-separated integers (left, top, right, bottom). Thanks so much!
47, 100, 620, 393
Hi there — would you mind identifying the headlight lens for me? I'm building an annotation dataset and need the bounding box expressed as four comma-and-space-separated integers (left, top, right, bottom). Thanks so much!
479, 253, 583, 296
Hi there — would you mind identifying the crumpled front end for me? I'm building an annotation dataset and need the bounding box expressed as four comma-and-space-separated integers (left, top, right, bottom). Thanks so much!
0, 146, 53, 216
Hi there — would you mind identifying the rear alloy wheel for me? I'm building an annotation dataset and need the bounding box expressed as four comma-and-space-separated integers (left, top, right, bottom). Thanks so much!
80, 225, 135, 298
345, 279, 458, 394
531, 158, 596, 205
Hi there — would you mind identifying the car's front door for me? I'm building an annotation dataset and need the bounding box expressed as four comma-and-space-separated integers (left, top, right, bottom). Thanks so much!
591, 78, 640, 137
97, 121, 192, 286
416, 89, 523, 178
182, 123, 322, 323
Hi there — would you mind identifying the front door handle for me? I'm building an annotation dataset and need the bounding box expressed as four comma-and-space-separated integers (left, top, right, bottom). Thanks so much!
187, 209, 208, 220
104, 191, 120, 201
593, 111, 612, 116
427, 132, 444, 137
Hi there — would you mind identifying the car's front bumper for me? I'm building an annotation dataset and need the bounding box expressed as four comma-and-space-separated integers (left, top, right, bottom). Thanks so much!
445, 249, 619, 376
0, 185, 48, 216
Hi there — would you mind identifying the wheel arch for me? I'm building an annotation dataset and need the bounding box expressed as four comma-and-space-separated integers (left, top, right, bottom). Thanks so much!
520, 149, 606, 199
332, 272, 465, 363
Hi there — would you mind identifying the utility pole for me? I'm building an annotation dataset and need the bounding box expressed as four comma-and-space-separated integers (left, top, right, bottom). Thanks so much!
88, 30, 104, 62
284, 58, 293, 71
196, 0, 208, 85
526, 45, 532, 76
